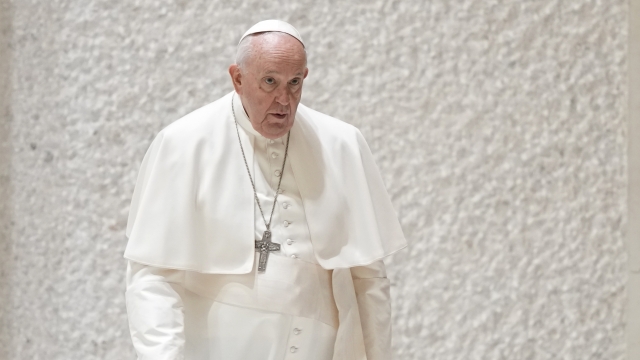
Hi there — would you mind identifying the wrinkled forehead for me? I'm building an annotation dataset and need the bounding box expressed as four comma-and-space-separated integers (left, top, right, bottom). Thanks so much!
246, 32, 305, 55
246, 33, 307, 69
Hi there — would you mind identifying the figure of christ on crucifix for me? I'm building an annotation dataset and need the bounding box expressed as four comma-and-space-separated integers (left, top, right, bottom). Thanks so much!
255, 230, 280, 272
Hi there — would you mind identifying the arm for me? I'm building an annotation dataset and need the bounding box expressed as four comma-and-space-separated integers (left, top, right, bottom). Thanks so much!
350, 260, 392, 360
125, 261, 186, 360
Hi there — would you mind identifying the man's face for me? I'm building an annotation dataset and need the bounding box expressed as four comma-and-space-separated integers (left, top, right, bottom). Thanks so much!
229, 33, 308, 139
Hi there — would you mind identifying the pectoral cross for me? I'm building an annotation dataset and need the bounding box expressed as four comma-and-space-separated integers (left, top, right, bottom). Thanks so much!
255, 230, 280, 272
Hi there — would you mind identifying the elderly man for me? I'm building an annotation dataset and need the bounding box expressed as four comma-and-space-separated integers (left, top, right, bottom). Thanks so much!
124, 20, 406, 360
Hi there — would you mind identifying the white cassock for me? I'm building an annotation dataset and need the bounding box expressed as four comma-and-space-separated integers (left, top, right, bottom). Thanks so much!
124, 92, 407, 359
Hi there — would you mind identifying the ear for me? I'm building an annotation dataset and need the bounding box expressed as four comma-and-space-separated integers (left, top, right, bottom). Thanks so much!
303, 67, 309, 79
229, 64, 243, 94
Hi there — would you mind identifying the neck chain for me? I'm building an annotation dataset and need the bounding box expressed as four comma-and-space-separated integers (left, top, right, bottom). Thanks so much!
232, 95, 291, 232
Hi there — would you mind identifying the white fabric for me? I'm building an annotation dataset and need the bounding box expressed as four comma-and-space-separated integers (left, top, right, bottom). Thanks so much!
239, 20, 305, 47
126, 264, 186, 359
126, 259, 391, 360
352, 274, 392, 358
126, 257, 339, 360
203, 304, 336, 359
124, 91, 406, 273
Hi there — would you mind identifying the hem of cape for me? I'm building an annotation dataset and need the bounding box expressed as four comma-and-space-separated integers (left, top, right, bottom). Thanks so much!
123, 254, 255, 275
124, 241, 407, 273
202, 298, 340, 330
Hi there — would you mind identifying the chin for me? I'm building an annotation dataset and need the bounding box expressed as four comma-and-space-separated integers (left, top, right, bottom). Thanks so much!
262, 122, 292, 138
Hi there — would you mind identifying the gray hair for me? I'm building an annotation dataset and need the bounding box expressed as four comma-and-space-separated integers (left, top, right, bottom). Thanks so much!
235, 32, 307, 70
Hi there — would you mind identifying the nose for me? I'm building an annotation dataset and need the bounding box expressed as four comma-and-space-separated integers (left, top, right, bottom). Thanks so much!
275, 86, 290, 105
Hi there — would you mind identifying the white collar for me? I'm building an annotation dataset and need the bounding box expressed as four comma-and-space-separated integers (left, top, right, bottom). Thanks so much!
232, 92, 263, 138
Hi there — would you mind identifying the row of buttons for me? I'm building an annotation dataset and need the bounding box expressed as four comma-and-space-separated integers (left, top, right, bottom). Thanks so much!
286, 237, 297, 259
266, 138, 301, 263
289, 328, 303, 353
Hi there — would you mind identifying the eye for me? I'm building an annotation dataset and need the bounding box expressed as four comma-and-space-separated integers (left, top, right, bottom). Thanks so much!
289, 78, 300, 85
264, 77, 275, 85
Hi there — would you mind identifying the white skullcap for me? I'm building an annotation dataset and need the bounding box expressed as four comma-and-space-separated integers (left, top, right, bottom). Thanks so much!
239, 20, 305, 48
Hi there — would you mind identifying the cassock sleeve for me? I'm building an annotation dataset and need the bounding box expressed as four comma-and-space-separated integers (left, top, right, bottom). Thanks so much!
351, 260, 393, 360
125, 261, 186, 360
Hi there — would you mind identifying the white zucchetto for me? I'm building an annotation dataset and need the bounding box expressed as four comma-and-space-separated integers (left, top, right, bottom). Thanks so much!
239, 20, 305, 48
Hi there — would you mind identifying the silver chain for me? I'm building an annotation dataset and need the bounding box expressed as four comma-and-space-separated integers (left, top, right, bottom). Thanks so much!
232, 96, 291, 231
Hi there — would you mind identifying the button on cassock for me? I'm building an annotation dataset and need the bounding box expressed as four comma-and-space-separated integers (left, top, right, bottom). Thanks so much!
283, 220, 290, 227
274, 170, 281, 177
286, 239, 294, 245
293, 328, 302, 335
290, 346, 298, 353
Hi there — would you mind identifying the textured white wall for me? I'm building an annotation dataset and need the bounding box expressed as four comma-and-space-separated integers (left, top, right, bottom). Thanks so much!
0, 1, 629, 359
627, 1, 640, 357
0, 0, 13, 356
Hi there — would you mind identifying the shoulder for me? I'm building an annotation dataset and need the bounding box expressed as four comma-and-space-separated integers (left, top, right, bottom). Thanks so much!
296, 103, 364, 143
157, 92, 232, 143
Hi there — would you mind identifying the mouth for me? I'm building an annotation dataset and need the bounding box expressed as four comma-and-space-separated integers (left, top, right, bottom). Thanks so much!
269, 112, 288, 120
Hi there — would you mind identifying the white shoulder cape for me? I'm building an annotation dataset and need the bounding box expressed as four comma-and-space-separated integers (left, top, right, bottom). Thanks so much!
124, 92, 406, 273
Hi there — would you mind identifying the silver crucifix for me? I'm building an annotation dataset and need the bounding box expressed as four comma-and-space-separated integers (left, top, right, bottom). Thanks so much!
255, 230, 280, 272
